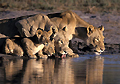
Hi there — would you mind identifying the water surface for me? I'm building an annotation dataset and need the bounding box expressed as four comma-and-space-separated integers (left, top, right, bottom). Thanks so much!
0, 54, 120, 84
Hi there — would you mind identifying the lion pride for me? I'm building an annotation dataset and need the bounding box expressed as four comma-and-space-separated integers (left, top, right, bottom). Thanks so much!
47, 10, 105, 55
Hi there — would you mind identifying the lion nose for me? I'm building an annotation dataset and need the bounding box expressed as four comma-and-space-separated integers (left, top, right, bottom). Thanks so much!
100, 48, 105, 52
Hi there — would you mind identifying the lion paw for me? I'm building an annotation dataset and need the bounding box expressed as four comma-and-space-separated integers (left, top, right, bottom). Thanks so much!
69, 53, 79, 57
28, 55, 37, 59
39, 55, 48, 59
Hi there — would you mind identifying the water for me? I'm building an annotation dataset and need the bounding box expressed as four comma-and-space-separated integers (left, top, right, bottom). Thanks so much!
0, 54, 120, 84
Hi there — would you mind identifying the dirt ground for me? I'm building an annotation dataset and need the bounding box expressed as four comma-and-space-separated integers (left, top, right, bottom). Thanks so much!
0, 10, 119, 54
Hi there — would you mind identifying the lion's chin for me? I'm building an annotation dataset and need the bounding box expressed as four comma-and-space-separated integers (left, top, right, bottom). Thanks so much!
95, 52, 101, 55
94, 49, 104, 55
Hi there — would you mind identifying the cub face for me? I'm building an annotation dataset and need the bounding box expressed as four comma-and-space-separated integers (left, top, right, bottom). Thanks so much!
43, 39, 55, 56
35, 27, 53, 44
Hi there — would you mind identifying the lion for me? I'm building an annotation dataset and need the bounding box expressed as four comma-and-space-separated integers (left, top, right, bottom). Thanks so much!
2, 26, 54, 58
15, 13, 58, 37
38, 39, 55, 58
21, 27, 54, 58
47, 10, 105, 55
2, 38, 24, 57
54, 27, 79, 57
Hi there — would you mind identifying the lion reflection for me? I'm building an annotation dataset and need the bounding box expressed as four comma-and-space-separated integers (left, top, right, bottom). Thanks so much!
86, 56, 104, 84
0, 56, 104, 84
73, 56, 104, 84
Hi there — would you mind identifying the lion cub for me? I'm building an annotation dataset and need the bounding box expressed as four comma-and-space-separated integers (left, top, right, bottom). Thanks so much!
37, 39, 55, 58
21, 27, 54, 58
2, 27, 54, 58
2, 38, 24, 57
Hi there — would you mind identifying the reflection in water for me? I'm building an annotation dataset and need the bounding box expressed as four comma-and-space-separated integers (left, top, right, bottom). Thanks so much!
22, 59, 55, 84
0, 56, 104, 84
72, 56, 104, 84
86, 56, 104, 84
53, 59, 74, 84
5, 59, 23, 82
103, 54, 120, 84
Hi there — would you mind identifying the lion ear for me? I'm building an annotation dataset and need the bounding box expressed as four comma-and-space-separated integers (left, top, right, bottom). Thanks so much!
62, 26, 67, 31
87, 25, 94, 36
98, 25, 104, 31
52, 39, 54, 43
48, 26, 53, 36
36, 28, 43, 36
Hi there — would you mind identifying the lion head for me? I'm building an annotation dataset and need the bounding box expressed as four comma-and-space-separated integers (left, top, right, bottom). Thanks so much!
43, 39, 55, 56
34, 26, 55, 57
75, 25, 105, 55
35, 26, 53, 44
86, 25, 105, 55
54, 27, 72, 56
80, 25, 105, 55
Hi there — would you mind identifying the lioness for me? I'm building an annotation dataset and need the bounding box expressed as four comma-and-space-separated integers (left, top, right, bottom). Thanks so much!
47, 10, 105, 55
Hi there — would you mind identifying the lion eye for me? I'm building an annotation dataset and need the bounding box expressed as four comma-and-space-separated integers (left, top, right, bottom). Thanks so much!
58, 41, 63, 44
95, 38, 99, 42
45, 43, 48, 46
61, 40, 63, 44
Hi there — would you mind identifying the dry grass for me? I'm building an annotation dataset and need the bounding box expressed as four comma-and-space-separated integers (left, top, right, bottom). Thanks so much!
0, 0, 120, 13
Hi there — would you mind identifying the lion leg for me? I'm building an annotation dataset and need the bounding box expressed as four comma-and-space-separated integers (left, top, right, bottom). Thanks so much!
27, 50, 37, 59
13, 43, 24, 57
24, 47, 37, 59
21, 38, 37, 59
63, 47, 79, 57
37, 50, 48, 59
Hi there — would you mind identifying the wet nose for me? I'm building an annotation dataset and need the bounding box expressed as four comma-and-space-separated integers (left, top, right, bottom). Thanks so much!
100, 48, 105, 51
